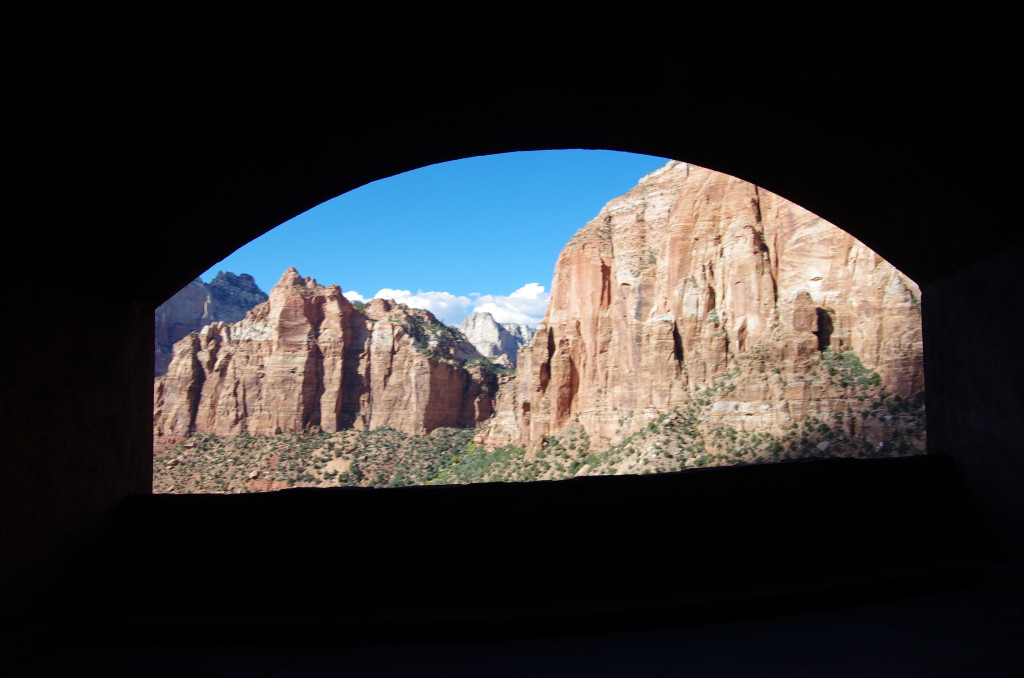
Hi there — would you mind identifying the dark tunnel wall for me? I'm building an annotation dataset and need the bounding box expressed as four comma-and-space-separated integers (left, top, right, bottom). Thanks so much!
924, 240, 1024, 565
2, 7, 1022, 604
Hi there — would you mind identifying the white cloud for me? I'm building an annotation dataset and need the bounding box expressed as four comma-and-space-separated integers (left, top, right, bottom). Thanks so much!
346, 282, 550, 328
373, 288, 473, 326
471, 283, 549, 326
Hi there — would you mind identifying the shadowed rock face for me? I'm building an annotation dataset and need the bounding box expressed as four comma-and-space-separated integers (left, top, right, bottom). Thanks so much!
486, 161, 923, 451
154, 272, 268, 375
458, 312, 536, 367
154, 268, 492, 440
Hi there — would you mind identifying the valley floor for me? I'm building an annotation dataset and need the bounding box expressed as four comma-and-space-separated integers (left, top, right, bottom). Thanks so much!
154, 383, 924, 493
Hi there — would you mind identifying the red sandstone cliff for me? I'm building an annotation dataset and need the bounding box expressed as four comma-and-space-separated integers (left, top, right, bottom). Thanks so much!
156, 162, 924, 476
485, 161, 923, 455
154, 268, 492, 440
154, 272, 268, 376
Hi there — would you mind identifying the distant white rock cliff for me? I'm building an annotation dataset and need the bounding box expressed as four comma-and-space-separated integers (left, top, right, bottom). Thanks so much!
458, 312, 537, 367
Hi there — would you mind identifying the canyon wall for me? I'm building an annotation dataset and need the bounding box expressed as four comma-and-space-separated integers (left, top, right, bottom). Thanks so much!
155, 161, 924, 479
154, 272, 268, 375
458, 312, 536, 367
154, 269, 492, 440
486, 161, 923, 454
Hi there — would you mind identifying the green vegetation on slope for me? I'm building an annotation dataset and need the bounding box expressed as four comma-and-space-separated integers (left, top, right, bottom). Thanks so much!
392, 313, 469, 365
154, 348, 925, 493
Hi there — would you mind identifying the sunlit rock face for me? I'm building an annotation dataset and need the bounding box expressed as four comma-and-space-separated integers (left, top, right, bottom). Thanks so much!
154, 268, 492, 441
486, 161, 923, 453
154, 272, 268, 375
458, 311, 536, 367
156, 161, 924, 475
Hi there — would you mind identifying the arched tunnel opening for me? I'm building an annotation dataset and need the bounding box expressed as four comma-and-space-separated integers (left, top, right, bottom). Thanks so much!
6, 10, 1023, 670
152, 152, 926, 493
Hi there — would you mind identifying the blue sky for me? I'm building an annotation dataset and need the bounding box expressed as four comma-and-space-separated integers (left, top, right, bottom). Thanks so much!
201, 150, 669, 326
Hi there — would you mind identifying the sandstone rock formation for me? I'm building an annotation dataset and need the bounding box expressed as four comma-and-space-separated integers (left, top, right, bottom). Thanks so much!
154, 268, 493, 440
458, 312, 536, 367
154, 272, 268, 375
485, 161, 923, 456
155, 161, 925, 490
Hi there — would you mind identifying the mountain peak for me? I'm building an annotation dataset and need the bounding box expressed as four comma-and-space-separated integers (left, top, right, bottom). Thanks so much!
276, 267, 304, 286
154, 272, 268, 375
459, 312, 535, 367
461, 311, 499, 328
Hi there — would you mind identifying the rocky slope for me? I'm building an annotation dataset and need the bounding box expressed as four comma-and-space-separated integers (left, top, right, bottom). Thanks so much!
458, 312, 536, 367
483, 161, 924, 461
154, 268, 493, 441
154, 272, 268, 375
